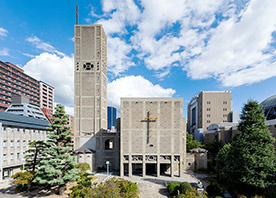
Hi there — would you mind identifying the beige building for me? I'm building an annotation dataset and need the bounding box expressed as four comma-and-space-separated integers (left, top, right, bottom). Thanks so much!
203, 122, 239, 144
188, 91, 232, 137
74, 24, 119, 171
74, 24, 107, 149
120, 98, 186, 177
0, 112, 49, 181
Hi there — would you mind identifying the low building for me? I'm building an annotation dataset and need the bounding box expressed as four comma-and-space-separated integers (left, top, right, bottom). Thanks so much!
203, 122, 239, 144
5, 95, 47, 120
73, 148, 96, 173
0, 111, 49, 181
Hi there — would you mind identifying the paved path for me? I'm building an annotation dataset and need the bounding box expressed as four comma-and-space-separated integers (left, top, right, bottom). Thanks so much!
122, 172, 199, 198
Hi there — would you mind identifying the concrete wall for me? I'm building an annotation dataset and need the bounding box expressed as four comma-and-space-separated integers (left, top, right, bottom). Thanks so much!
74, 25, 107, 149
120, 98, 186, 177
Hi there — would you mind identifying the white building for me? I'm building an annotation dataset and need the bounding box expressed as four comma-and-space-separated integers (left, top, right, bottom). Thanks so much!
0, 111, 49, 181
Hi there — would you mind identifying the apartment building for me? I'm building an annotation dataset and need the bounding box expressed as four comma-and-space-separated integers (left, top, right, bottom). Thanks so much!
39, 81, 54, 114
187, 91, 232, 137
0, 111, 49, 181
0, 61, 40, 111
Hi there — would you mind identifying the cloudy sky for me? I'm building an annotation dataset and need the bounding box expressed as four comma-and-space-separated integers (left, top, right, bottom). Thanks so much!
0, 0, 276, 116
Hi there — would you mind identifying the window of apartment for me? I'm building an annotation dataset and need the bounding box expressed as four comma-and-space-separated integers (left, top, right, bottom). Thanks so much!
223, 108, 227, 111
207, 101, 211, 104
207, 120, 211, 123
207, 108, 211, 111
223, 101, 227, 104
207, 114, 211, 117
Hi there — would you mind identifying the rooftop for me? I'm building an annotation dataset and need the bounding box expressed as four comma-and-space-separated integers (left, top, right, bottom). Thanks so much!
0, 111, 50, 130
260, 95, 276, 109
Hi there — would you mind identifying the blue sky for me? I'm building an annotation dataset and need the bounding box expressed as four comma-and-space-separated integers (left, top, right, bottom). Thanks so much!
0, 0, 276, 116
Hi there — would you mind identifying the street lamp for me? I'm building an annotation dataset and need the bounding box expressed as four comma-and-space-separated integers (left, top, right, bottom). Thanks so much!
106, 161, 110, 175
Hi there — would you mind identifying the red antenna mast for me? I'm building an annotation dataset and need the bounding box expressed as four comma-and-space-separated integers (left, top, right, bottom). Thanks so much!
76, 4, 79, 24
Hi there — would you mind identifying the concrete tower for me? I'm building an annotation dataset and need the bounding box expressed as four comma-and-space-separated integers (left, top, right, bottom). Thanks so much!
74, 24, 107, 149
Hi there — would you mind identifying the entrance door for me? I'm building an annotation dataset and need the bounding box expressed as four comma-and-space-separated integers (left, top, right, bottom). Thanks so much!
146, 164, 157, 176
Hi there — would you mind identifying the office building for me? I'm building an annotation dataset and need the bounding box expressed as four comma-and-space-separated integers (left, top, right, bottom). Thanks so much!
107, 106, 116, 130
187, 91, 232, 137
0, 111, 49, 181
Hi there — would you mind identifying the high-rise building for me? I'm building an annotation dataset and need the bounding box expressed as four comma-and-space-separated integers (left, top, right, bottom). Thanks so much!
0, 61, 40, 111
39, 81, 54, 114
107, 106, 116, 130
187, 91, 232, 136
74, 24, 108, 149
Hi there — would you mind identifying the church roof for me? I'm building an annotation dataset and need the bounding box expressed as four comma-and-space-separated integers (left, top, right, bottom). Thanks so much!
73, 148, 96, 154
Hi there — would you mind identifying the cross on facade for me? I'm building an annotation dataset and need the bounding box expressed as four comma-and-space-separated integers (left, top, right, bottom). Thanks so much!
144, 109, 158, 141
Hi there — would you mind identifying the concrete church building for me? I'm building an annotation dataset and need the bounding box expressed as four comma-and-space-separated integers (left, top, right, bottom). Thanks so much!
74, 24, 119, 171
120, 98, 186, 177
73, 22, 196, 177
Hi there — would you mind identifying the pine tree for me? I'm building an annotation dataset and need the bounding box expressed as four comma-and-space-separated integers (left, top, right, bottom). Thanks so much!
25, 141, 47, 173
33, 105, 79, 195
223, 100, 276, 193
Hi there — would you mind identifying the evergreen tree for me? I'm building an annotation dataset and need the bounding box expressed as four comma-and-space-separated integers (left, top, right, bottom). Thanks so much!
25, 140, 47, 173
186, 132, 202, 151
223, 100, 276, 192
33, 105, 79, 195
216, 143, 231, 177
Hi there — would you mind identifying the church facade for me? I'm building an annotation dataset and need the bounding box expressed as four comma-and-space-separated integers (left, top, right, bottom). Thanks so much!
73, 24, 188, 176
120, 98, 186, 177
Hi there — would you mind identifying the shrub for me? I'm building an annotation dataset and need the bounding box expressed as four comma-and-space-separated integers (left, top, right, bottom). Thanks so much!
206, 183, 223, 197
194, 167, 207, 173
76, 163, 90, 172
180, 182, 193, 194
167, 182, 180, 195
11, 171, 35, 191
205, 177, 217, 184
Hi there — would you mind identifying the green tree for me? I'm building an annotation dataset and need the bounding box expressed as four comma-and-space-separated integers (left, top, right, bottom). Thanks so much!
24, 140, 47, 173
223, 100, 276, 193
33, 105, 79, 195
11, 171, 35, 191
216, 143, 231, 176
186, 132, 202, 151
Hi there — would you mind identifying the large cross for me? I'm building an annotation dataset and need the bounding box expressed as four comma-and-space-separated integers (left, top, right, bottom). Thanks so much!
144, 109, 158, 141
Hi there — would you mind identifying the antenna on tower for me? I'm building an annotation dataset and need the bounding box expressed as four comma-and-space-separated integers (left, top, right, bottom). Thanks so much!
76, 4, 79, 24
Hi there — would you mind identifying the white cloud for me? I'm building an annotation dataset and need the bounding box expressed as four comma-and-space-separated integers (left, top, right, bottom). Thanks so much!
107, 37, 134, 75
0, 27, 8, 38
23, 52, 74, 107
26, 36, 65, 56
86, 0, 276, 87
187, 0, 276, 86
0, 48, 9, 56
22, 53, 35, 58
107, 75, 175, 110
